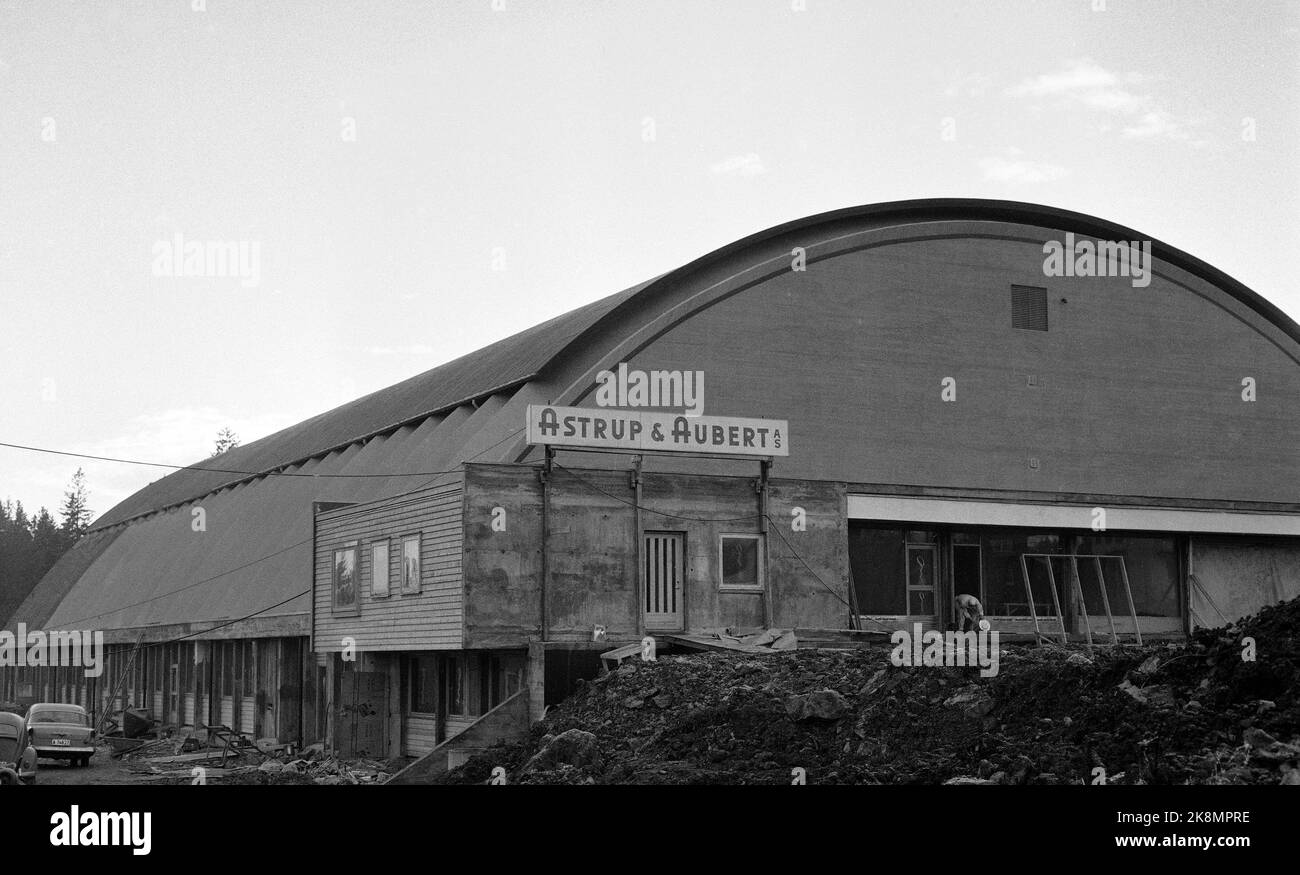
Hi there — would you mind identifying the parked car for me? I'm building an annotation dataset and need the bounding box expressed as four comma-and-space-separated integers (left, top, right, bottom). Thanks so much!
0, 711, 38, 784
25, 703, 96, 767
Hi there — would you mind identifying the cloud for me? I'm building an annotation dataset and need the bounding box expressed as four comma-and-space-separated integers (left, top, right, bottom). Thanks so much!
979, 153, 1070, 184
1007, 59, 1137, 98
51, 406, 314, 516
710, 153, 767, 177
1007, 58, 1194, 141
1121, 110, 1190, 141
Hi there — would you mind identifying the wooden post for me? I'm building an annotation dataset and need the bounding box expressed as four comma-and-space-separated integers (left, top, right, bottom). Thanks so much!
538, 446, 554, 642
758, 460, 773, 629
526, 639, 546, 724
631, 456, 644, 637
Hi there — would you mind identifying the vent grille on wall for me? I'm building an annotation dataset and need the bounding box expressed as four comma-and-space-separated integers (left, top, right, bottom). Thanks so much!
1011, 284, 1049, 331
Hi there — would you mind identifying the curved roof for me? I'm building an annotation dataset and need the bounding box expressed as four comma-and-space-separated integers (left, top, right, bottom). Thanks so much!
92, 277, 655, 529
22, 198, 1298, 636
95, 199, 1299, 534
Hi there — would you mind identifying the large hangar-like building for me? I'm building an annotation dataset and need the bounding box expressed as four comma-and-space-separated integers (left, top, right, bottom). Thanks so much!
4, 199, 1298, 764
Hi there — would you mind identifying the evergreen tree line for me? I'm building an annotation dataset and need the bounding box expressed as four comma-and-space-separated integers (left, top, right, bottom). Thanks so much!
0, 468, 92, 627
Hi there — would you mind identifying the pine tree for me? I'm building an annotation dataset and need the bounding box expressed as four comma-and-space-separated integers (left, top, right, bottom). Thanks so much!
31, 508, 68, 569
212, 427, 241, 457
59, 468, 92, 540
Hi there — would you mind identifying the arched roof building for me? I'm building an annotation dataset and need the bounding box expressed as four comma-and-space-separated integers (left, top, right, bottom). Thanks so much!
7, 200, 1298, 754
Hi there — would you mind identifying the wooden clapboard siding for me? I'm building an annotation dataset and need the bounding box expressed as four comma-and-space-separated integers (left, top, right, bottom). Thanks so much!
445, 716, 475, 737
314, 478, 465, 652
239, 700, 255, 734
403, 713, 438, 757
183, 693, 195, 725
219, 697, 233, 728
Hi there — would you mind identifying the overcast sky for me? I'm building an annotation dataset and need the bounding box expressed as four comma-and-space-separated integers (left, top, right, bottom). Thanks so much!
2, 0, 1297, 520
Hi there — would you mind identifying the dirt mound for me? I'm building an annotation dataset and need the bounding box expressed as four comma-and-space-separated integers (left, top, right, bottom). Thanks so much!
440, 598, 1300, 785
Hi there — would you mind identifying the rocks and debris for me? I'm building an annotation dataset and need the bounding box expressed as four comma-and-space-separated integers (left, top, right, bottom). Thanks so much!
113, 726, 395, 785
784, 689, 848, 721
434, 596, 1300, 785
520, 729, 602, 775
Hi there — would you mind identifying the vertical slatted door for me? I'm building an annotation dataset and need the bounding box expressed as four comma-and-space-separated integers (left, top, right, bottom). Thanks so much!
643, 532, 685, 632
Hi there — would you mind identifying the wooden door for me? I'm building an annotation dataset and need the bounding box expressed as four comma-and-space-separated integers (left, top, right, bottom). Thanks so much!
906, 544, 939, 620
338, 670, 387, 758
643, 532, 685, 632
278, 638, 302, 746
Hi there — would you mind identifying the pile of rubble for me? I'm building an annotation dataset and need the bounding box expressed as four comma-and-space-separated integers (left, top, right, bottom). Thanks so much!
438, 597, 1300, 785
119, 731, 396, 785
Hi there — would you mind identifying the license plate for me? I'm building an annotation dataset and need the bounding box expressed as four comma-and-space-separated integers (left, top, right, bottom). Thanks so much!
53, 738, 70, 746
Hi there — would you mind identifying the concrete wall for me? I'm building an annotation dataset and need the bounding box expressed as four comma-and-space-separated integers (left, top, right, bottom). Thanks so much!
461, 463, 850, 646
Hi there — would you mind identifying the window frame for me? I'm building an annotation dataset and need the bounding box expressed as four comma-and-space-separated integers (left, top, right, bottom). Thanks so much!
331, 542, 361, 616
406, 655, 438, 716
442, 655, 465, 717
400, 534, 422, 594
370, 539, 391, 599
718, 532, 765, 593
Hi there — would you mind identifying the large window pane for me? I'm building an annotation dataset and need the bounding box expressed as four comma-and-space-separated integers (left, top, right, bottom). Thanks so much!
848, 525, 905, 614
409, 656, 437, 713
982, 531, 1063, 616
1076, 534, 1179, 617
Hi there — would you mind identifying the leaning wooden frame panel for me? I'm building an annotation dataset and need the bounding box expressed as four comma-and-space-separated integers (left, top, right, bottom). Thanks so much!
1019, 554, 1142, 647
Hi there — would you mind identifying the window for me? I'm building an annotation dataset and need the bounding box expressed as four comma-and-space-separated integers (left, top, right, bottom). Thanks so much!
848, 525, 906, 614
1011, 284, 1049, 331
332, 544, 359, 614
720, 534, 763, 590
220, 642, 234, 697
401, 535, 421, 594
442, 656, 464, 716
370, 540, 390, 598
982, 530, 1063, 616
408, 655, 437, 714
1074, 534, 1179, 617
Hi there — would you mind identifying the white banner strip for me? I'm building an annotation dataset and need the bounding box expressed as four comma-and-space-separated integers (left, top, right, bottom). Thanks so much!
847, 495, 1300, 535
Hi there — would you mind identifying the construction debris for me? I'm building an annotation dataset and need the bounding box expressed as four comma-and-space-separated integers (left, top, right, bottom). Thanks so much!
104, 723, 393, 784
602, 628, 798, 666
435, 596, 1300, 785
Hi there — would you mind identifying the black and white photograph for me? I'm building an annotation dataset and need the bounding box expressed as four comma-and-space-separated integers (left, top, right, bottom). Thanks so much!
1, 0, 1297, 857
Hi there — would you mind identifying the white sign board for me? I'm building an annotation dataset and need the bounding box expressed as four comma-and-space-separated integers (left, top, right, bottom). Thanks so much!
526, 405, 788, 457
